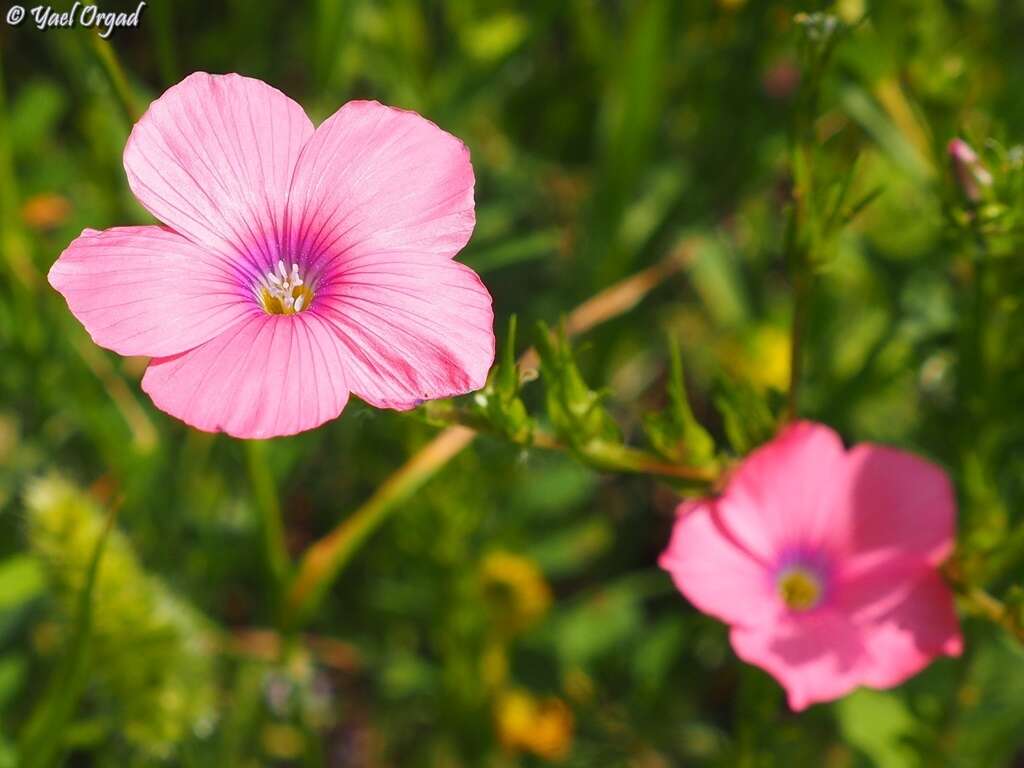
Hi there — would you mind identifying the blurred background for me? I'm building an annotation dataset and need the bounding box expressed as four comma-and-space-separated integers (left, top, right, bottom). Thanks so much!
4, 0, 1024, 765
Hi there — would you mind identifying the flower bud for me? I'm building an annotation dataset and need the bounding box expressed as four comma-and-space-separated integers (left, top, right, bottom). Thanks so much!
948, 138, 993, 202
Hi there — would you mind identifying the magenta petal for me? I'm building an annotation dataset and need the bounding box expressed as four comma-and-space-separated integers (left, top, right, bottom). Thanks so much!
835, 554, 925, 624
731, 611, 867, 711
313, 255, 494, 409
717, 421, 848, 562
285, 100, 475, 267
141, 313, 350, 439
123, 72, 313, 265
855, 570, 963, 689
837, 444, 957, 567
49, 226, 255, 357
658, 501, 779, 628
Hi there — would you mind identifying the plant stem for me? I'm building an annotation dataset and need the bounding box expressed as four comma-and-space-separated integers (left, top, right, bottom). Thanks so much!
438, 409, 719, 483
786, 269, 811, 422
959, 585, 1024, 643
245, 440, 291, 593
86, 33, 141, 125
149, 0, 178, 85
0, 48, 38, 291
69, 334, 158, 452
284, 425, 477, 629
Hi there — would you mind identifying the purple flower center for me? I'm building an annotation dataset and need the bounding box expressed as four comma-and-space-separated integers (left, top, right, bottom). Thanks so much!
776, 566, 823, 611
774, 549, 831, 612
255, 260, 315, 315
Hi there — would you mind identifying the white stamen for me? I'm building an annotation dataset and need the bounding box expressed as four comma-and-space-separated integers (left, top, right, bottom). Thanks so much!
257, 261, 311, 315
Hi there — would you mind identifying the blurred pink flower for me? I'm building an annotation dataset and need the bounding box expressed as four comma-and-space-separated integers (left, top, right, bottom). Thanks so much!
659, 421, 962, 711
49, 73, 494, 438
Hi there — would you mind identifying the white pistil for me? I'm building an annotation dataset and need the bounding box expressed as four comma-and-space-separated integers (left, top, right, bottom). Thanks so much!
257, 261, 312, 315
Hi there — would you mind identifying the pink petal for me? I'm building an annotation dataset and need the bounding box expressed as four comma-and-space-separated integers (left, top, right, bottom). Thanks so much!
284, 100, 475, 270
123, 72, 313, 268
716, 421, 848, 562
834, 554, 925, 624
48, 226, 255, 357
659, 500, 779, 628
141, 313, 350, 439
853, 570, 962, 689
836, 444, 957, 567
730, 610, 867, 711
313, 255, 494, 409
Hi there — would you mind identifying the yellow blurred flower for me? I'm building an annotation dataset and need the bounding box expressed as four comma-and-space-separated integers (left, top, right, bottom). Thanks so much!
717, 325, 790, 391
836, 0, 865, 24
261, 723, 305, 760
479, 551, 552, 634
495, 688, 574, 761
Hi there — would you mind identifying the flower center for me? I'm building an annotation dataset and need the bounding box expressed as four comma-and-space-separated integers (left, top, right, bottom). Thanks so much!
776, 567, 822, 612
257, 260, 314, 315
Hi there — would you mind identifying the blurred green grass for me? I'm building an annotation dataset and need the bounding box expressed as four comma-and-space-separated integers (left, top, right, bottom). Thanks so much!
3, 0, 1024, 765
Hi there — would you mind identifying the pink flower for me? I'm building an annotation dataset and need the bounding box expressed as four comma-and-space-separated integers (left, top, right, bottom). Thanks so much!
49, 73, 494, 438
659, 421, 962, 711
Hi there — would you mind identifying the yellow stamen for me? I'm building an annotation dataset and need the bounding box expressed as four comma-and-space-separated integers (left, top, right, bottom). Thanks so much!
259, 283, 315, 315
257, 260, 314, 315
777, 567, 822, 611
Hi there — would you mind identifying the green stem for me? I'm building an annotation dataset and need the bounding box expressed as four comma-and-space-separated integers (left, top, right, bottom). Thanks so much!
283, 425, 476, 629
245, 440, 290, 594
786, 270, 811, 422
959, 585, 1024, 643
430, 406, 720, 484
0, 47, 38, 290
149, 0, 178, 85
86, 33, 141, 125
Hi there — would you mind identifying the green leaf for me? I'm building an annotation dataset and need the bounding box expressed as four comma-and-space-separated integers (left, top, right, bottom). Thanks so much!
473, 315, 533, 444
643, 337, 716, 467
534, 321, 620, 449
463, 229, 561, 273
0, 655, 25, 711
0, 556, 45, 612
835, 689, 917, 768
713, 376, 779, 456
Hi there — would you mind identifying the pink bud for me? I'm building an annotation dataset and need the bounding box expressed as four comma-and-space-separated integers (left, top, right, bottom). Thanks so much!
948, 138, 992, 202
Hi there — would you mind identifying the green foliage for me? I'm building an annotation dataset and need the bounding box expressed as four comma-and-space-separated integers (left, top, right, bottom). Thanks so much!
643, 338, 717, 468
471, 315, 534, 444
713, 376, 781, 457
535, 321, 621, 452
23, 477, 217, 760
3, 0, 1024, 763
